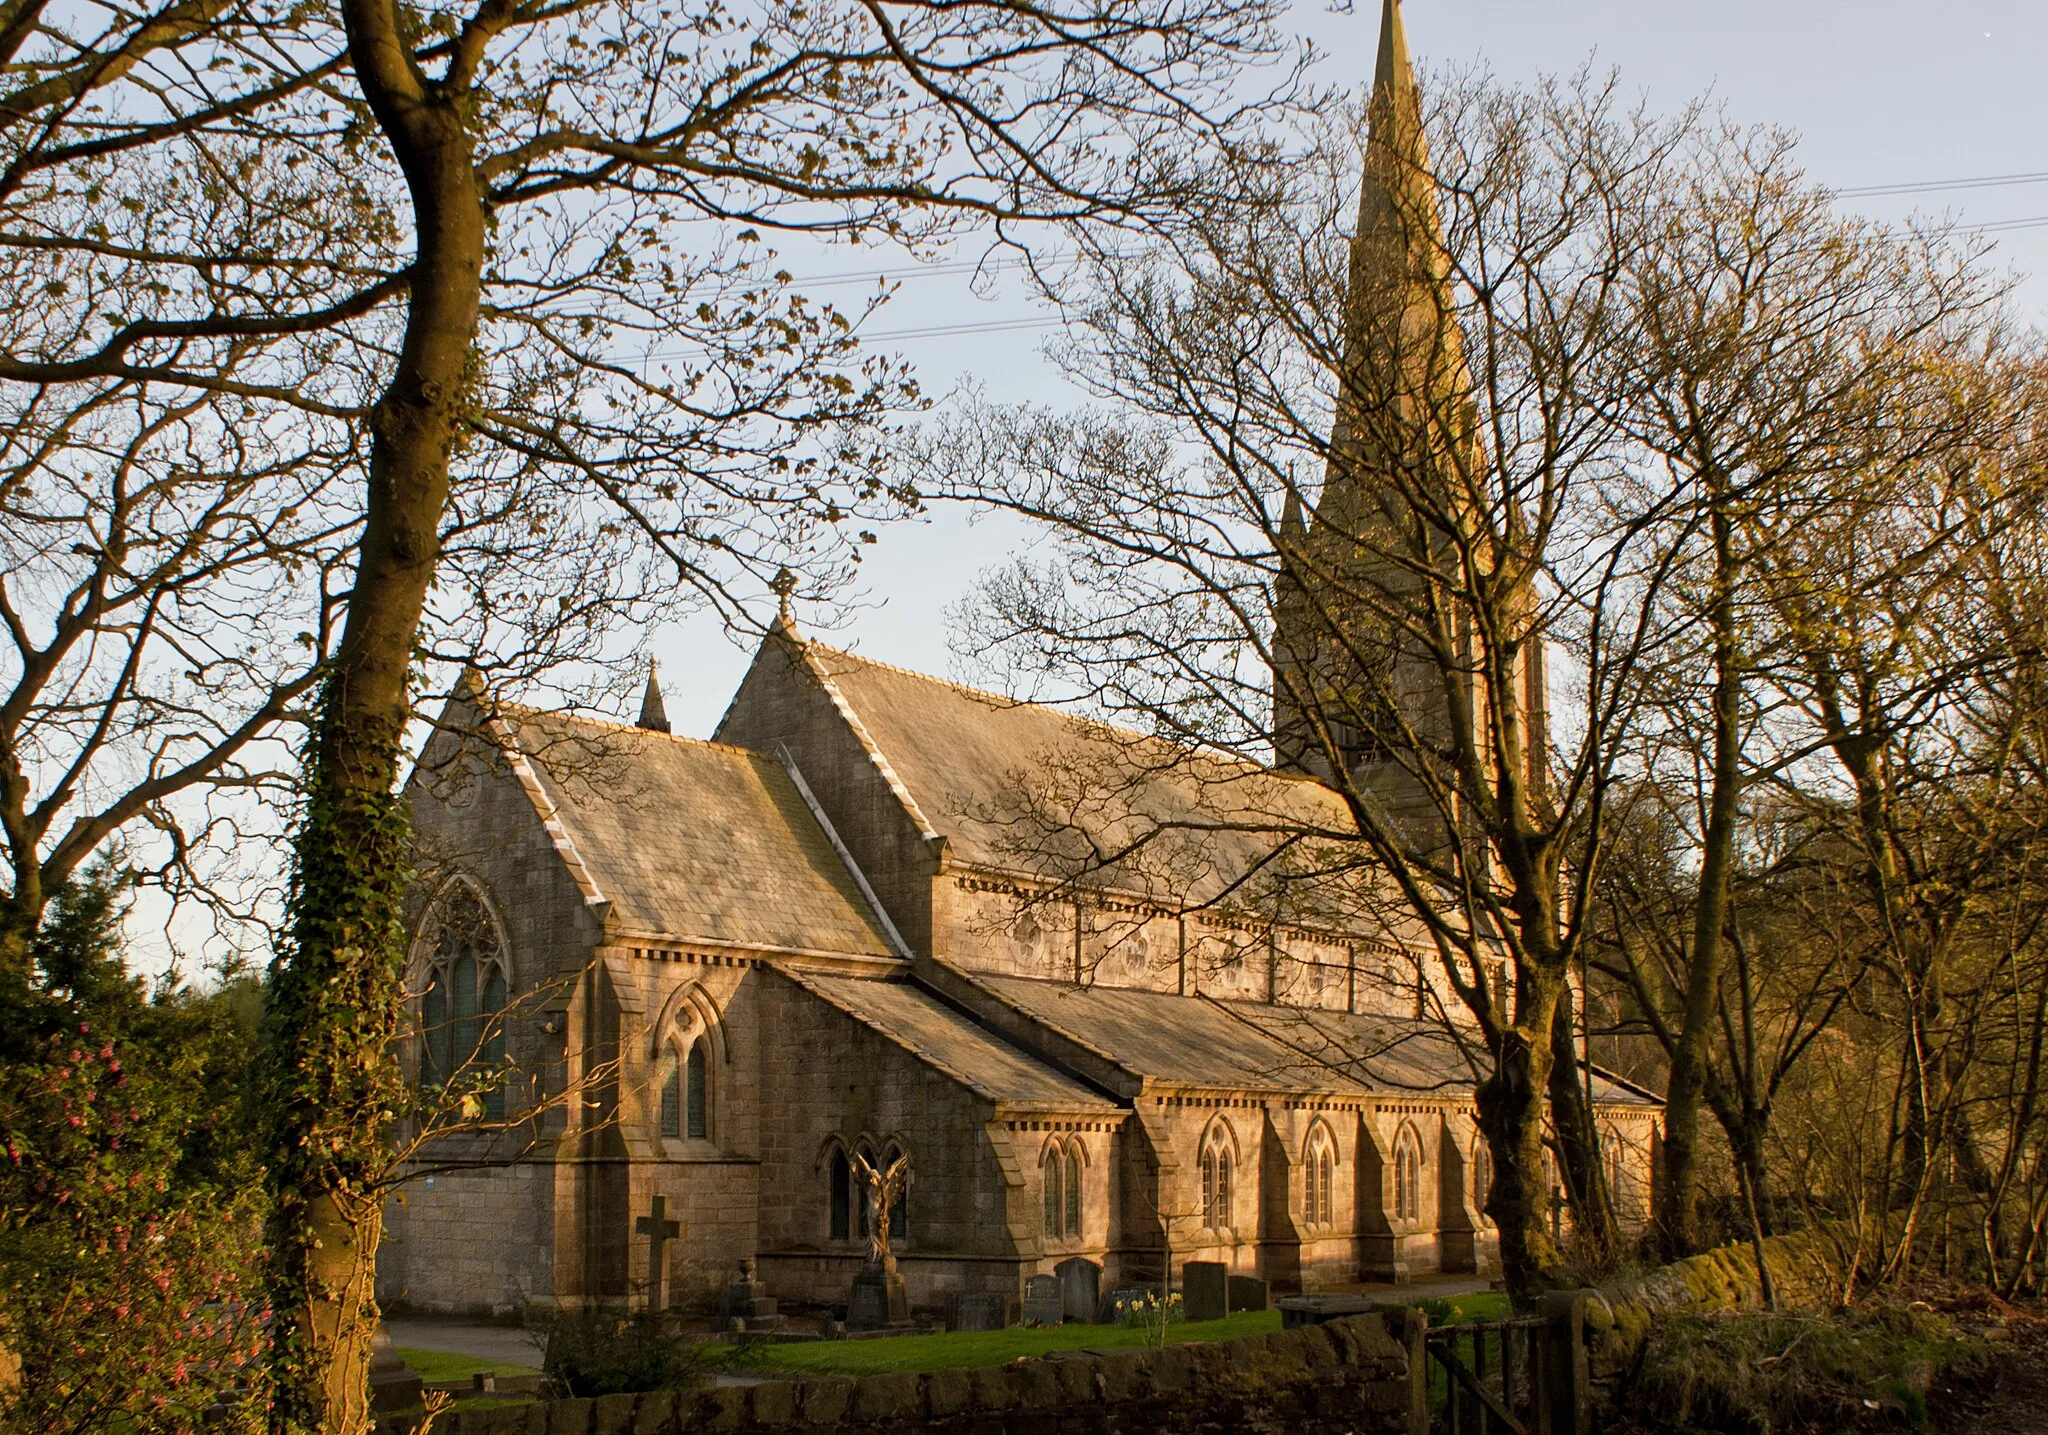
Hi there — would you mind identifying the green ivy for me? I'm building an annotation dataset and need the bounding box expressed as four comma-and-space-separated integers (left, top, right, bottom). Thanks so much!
259, 696, 414, 1435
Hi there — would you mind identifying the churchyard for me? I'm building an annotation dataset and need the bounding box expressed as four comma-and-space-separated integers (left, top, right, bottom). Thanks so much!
7, 0, 2048, 1428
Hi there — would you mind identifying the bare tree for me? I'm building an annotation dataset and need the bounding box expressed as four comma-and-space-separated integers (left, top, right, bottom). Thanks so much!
928, 21, 2017, 1291
0, 0, 1306, 1422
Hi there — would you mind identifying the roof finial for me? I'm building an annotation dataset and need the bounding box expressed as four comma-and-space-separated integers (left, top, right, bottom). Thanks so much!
770, 567, 798, 628
638, 658, 671, 733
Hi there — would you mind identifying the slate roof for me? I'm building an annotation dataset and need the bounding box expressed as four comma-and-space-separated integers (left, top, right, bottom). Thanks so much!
499, 708, 896, 959
967, 975, 1657, 1107
787, 970, 1122, 1113
803, 643, 1380, 921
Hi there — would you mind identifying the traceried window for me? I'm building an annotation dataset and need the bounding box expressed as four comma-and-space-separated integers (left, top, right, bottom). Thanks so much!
1200, 1129, 1234, 1231
1393, 1126, 1423, 1222
418, 884, 509, 1119
1304, 1126, 1337, 1228
1041, 1138, 1083, 1240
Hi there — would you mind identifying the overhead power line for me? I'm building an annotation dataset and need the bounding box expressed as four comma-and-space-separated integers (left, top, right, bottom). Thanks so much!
1836, 169, 2048, 200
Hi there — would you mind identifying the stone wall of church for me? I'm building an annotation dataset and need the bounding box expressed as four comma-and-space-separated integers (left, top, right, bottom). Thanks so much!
603, 952, 766, 1312
753, 971, 1043, 1311
382, 720, 616, 1315
1104, 1095, 1499, 1296
935, 869, 1435, 1019
715, 642, 940, 955
379, 1162, 556, 1316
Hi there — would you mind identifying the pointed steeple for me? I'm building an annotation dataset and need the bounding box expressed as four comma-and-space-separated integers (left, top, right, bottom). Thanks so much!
638, 660, 671, 733
1272, 0, 1476, 791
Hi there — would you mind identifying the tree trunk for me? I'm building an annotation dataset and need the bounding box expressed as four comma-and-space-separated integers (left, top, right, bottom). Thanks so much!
1479, 981, 1569, 1299
1656, 499, 1742, 1261
260, 9, 486, 1427
1547, 988, 1621, 1261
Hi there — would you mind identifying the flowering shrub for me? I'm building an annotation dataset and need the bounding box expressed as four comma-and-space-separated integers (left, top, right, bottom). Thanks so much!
0, 1028, 266, 1434
0, 872, 266, 1434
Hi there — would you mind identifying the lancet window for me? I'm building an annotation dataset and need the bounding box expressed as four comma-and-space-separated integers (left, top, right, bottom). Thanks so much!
1304, 1125, 1338, 1228
1393, 1125, 1423, 1222
657, 1036, 710, 1141
1041, 1138, 1083, 1240
1199, 1128, 1234, 1232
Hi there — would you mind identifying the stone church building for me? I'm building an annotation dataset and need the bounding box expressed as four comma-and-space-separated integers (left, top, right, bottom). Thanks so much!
376, 0, 1659, 1321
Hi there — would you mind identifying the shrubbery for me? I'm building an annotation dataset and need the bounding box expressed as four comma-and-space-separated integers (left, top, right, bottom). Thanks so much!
534, 1310, 720, 1397
0, 871, 266, 1435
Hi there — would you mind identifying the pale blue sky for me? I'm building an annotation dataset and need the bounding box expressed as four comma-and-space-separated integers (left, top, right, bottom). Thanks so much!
649, 0, 2048, 735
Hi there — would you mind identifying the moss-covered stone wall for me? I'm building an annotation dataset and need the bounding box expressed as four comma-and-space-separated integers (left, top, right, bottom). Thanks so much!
384, 1313, 1413, 1435
1583, 1229, 1849, 1377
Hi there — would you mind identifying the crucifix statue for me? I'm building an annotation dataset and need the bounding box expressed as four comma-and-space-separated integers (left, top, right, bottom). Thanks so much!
634, 1194, 683, 1312
852, 1152, 911, 1268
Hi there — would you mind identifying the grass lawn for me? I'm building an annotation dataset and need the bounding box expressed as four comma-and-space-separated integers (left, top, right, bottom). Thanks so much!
731, 1310, 1283, 1377
1409, 1291, 1512, 1325
394, 1346, 541, 1383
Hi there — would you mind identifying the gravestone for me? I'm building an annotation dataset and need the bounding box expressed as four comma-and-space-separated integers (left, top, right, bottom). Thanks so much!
1055, 1257, 1102, 1323
1227, 1274, 1269, 1312
367, 1324, 423, 1413
949, 1291, 1009, 1332
1181, 1261, 1228, 1323
724, 1256, 786, 1333
1022, 1273, 1063, 1326
847, 1264, 910, 1330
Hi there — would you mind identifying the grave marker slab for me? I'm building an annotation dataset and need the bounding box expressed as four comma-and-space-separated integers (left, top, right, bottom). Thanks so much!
1182, 1261, 1228, 1323
1022, 1273, 1063, 1326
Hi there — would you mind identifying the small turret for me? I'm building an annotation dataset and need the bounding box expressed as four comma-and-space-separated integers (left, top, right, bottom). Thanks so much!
638, 660, 672, 734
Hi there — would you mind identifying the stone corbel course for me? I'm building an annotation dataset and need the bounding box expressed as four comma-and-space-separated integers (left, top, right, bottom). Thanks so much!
381, 1314, 1413, 1435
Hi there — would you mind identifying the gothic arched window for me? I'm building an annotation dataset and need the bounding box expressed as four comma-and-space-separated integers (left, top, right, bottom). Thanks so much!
1042, 1139, 1082, 1240
418, 884, 509, 1119
1304, 1125, 1337, 1228
829, 1148, 851, 1241
1393, 1126, 1423, 1222
686, 1039, 709, 1140
1042, 1142, 1065, 1239
1200, 1128, 1234, 1232
658, 1049, 682, 1139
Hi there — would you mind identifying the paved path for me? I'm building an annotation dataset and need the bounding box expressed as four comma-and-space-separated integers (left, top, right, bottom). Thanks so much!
383, 1318, 544, 1370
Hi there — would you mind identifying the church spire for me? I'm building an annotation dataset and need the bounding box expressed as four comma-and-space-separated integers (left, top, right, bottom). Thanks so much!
638, 660, 671, 733
1271, 0, 1477, 790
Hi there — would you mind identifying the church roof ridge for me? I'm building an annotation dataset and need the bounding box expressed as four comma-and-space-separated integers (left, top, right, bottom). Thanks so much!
798, 638, 1342, 793
493, 696, 775, 764
782, 966, 1122, 1112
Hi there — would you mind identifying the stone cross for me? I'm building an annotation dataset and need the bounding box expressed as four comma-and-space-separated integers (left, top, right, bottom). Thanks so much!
635, 1195, 683, 1312
852, 1152, 910, 1267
